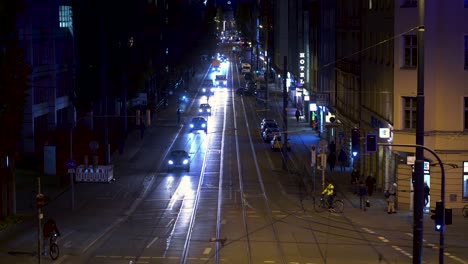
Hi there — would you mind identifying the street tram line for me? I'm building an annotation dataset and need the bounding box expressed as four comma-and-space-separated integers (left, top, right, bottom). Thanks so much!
179, 56, 229, 264
237, 74, 288, 263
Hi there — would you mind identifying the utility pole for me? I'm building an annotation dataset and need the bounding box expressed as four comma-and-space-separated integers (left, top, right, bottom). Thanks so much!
282, 56, 288, 170
414, 1, 425, 263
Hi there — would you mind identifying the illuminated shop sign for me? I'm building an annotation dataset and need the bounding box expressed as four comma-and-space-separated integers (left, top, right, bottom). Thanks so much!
299, 52, 305, 86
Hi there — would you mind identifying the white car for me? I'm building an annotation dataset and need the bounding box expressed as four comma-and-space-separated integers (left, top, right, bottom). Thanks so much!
199, 103, 212, 116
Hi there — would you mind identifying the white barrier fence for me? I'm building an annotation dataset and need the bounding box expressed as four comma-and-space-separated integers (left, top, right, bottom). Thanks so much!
75, 165, 114, 183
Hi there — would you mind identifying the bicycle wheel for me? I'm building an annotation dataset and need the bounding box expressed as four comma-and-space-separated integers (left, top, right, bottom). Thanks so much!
314, 197, 327, 213
49, 243, 60, 260
333, 200, 344, 213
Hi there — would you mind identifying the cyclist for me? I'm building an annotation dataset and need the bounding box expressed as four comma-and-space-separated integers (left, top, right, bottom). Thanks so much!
43, 218, 60, 255
322, 179, 336, 209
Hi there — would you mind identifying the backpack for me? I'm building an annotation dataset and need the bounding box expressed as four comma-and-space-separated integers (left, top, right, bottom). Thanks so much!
384, 190, 390, 198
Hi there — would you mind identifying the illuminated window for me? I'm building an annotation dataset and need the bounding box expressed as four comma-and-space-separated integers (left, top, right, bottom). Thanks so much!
59, 5, 73, 33
465, 97, 468, 129
403, 35, 417, 68
463, 162, 468, 200
403, 97, 417, 129
465, 36, 468, 69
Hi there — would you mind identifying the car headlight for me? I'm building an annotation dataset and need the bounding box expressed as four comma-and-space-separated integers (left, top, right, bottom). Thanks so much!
211, 88, 215, 92
190, 124, 194, 128
199, 109, 203, 112
202, 123, 206, 128
183, 159, 189, 165
207, 109, 211, 112
202, 88, 206, 92
168, 160, 174, 165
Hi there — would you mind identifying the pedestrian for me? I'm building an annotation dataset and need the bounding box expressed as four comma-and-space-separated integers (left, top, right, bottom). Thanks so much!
177, 108, 181, 124
295, 109, 300, 123
424, 182, 430, 207
43, 218, 60, 255
327, 152, 336, 172
329, 141, 336, 154
365, 175, 376, 196
350, 169, 359, 194
358, 181, 368, 211
338, 149, 348, 171
386, 183, 397, 214
139, 116, 146, 139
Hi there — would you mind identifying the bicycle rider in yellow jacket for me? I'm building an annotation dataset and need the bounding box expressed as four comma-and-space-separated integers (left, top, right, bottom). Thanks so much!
322, 181, 335, 209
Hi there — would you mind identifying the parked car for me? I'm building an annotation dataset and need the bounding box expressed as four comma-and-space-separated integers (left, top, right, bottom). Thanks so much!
199, 103, 212, 116
167, 150, 191, 172
270, 134, 291, 152
189, 117, 208, 133
262, 127, 280, 142
260, 120, 279, 134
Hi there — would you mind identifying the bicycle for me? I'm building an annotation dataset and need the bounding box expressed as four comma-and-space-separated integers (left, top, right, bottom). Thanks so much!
48, 232, 60, 260
314, 195, 344, 213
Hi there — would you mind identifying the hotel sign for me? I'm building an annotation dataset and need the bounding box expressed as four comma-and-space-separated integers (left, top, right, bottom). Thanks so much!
299, 52, 306, 86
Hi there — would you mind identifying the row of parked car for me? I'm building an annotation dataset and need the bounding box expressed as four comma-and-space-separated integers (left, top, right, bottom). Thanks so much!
260, 119, 291, 151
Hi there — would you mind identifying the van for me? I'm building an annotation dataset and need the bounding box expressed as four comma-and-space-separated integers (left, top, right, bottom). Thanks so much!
241, 63, 251, 73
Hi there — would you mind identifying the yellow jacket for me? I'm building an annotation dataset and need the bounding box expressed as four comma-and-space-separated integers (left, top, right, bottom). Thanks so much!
322, 183, 335, 196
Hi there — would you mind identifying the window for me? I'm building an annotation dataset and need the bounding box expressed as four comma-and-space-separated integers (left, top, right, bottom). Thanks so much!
403, 97, 417, 129
401, 0, 417, 7
465, 97, 468, 130
465, 0, 468, 8
464, 162, 468, 200
59, 5, 73, 33
403, 35, 417, 68
465, 36, 468, 69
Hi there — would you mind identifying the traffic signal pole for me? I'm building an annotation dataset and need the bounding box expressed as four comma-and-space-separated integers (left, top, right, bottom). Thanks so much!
380, 143, 446, 263
282, 56, 288, 170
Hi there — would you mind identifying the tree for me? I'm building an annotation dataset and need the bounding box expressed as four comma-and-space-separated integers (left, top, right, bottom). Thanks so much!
0, 0, 30, 219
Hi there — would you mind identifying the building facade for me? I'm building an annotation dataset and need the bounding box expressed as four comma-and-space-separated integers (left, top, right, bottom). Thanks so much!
16, 0, 75, 157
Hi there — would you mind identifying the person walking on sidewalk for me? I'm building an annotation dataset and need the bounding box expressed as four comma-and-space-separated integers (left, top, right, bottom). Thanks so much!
327, 152, 336, 172
386, 183, 397, 214
350, 169, 359, 194
295, 109, 301, 124
365, 174, 376, 196
424, 182, 430, 207
139, 117, 146, 139
338, 149, 348, 171
358, 181, 368, 211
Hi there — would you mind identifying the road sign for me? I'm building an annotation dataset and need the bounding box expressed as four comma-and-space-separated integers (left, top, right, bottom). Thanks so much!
68, 168, 75, 174
66, 158, 76, 169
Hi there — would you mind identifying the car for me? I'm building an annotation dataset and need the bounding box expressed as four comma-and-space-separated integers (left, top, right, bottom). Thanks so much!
167, 150, 191, 172
270, 134, 291, 152
199, 103, 212, 116
241, 63, 251, 73
201, 87, 215, 95
262, 127, 280, 142
189, 117, 208, 133
202, 79, 214, 87
260, 120, 279, 133
215, 75, 227, 86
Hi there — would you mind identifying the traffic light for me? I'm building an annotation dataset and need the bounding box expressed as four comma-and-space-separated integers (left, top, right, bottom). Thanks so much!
366, 134, 377, 152
430, 200, 443, 232
351, 128, 360, 157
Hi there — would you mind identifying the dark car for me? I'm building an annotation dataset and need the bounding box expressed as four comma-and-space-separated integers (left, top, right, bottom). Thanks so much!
199, 103, 212, 116
260, 121, 279, 134
189, 117, 208, 133
167, 150, 190, 172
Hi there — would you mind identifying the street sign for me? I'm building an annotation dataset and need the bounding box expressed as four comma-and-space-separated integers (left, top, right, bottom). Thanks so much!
311, 145, 317, 167
66, 158, 76, 169
68, 168, 75, 174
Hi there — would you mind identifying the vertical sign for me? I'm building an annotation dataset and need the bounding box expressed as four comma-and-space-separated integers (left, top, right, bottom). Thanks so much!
299, 52, 305, 86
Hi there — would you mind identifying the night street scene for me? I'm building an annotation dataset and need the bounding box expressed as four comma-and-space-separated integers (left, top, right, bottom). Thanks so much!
1, 0, 468, 263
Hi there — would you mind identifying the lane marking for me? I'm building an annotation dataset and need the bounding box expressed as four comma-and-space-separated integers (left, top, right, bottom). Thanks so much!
203, 247, 212, 255
361, 227, 375, 234
165, 218, 175, 228
378, 236, 389, 243
146, 236, 159, 248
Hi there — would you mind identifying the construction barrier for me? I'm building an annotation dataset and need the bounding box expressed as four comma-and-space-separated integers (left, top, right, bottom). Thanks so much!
75, 165, 114, 183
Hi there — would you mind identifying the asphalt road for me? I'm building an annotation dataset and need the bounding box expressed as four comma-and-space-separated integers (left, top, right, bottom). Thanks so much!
1, 44, 467, 264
